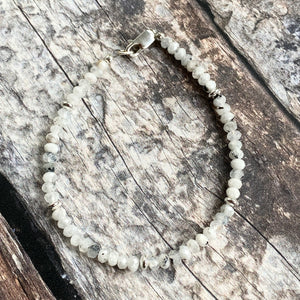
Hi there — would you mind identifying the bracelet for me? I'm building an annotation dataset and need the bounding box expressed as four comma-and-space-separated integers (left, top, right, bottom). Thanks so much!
41, 29, 245, 273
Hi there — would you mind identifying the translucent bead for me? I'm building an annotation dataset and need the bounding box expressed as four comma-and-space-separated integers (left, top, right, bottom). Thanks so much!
117, 255, 128, 269
198, 73, 210, 85
43, 162, 55, 173
179, 245, 192, 260
228, 140, 242, 151
148, 257, 160, 270
107, 251, 119, 266
226, 187, 240, 199
98, 248, 109, 263
73, 86, 86, 97
220, 204, 235, 217
90, 65, 103, 78
169, 250, 182, 266
220, 112, 234, 124
230, 169, 244, 179
97, 60, 109, 71
231, 158, 245, 170
196, 233, 208, 247
159, 254, 170, 269
192, 65, 205, 79
174, 48, 186, 60
42, 152, 57, 163
167, 41, 179, 54
181, 54, 192, 67
57, 108, 71, 119
227, 130, 242, 141
229, 149, 244, 159
42, 172, 57, 183
84, 72, 97, 84
42, 182, 55, 193
215, 103, 231, 115
57, 216, 72, 229
44, 191, 59, 204
66, 93, 81, 105
213, 212, 228, 225
228, 178, 242, 189
186, 239, 200, 253
210, 220, 222, 229
87, 244, 100, 259
213, 95, 226, 108
160, 36, 172, 49
70, 234, 83, 247
63, 224, 77, 237
127, 256, 139, 272
186, 60, 198, 72
52, 207, 66, 221
203, 227, 216, 241
44, 143, 59, 154
46, 133, 59, 144
79, 237, 94, 253
206, 80, 217, 92
223, 121, 237, 132
50, 125, 62, 135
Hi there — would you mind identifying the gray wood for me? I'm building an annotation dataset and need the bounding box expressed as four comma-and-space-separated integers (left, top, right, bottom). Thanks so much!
0, 0, 299, 299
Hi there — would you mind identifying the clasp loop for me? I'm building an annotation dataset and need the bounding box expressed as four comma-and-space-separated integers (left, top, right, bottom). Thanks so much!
117, 29, 156, 57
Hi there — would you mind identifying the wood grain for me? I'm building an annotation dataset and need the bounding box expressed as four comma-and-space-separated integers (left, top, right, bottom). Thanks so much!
0, 214, 55, 300
0, 0, 299, 299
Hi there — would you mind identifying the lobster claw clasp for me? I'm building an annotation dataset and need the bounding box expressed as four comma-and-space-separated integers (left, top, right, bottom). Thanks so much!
117, 29, 156, 57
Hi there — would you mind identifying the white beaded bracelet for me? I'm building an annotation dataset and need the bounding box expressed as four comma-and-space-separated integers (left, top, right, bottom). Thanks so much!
41, 29, 245, 273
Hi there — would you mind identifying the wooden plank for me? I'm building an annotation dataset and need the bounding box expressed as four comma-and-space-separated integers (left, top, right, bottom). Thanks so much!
0, 0, 299, 299
0, 213, 55, 300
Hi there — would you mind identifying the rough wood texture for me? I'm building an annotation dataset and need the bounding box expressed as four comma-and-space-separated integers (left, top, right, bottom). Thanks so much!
203, 0, 300, 121
0, 214, 55, 300
0, 0, 299, 299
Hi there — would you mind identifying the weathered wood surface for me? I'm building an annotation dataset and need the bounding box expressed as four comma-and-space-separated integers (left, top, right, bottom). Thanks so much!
0, 0, 299, 299
0, 213, 55, 300
203, 0, 300, 121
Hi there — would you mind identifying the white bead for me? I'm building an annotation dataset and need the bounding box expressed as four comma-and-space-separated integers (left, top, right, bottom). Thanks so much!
63, 224, 77, 237
52, 207, 66, 221
181, 54, 192, 67
196, 234, 208, 247
42, 182, 55, 193
42, 172, 57, 183
223, 121, 237, 132
209, 220, 223, 229
206, 80, 217, 92
57, 216, 72, 229
221, 204, 235, 217
79, 237, 94, 253
213, 95, 226, 108
174, 48, 186, 60
227, 130, 242, 141
57, 108, 70, 119
70, 234, 83, 247
220, 112, 234, 124
197, 73, 210, 85
167, 41, 179, 54
107, 251, 119, 266
186, 60, 198, 72
97, 60, 109, 71
66, 93, 81, 105
90, 66, 103, 78
44, 192, 59, 204
160, 36, 172, 49
169, 250, 182, 266
50, 125, 62, 135
213, 212, 228, 225
179, 245, 192, 260
98, 249, 109, 263
215, 103, 231, 115
42, 152, 57, 163
87, 244, 100, 258
148, 257, 160, 270
44, 143, 59, 154
231, 158, 245, 170
228, 178, 242, 189
46, 133, 59, 144
226, 187, 240, 199
73, 86, 86, 97
228, 140, 242, 151
229, 149, 244, 159
84, 72, 97, 84
117, 255, 128, 269
186, 239, 200, 253
203, 227, 216, 241
230, 169, 244, 179
192, 65, 206, 79
127, 256, 139, 272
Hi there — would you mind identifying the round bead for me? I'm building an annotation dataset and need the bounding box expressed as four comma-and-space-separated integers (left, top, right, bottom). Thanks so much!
66, 93, 81, 105
186, 239, 200, 253
87, 244, 100, 259
213, 212, 228, 225
70, 234, 83, 247
50, 125, 62, 135
196, 233, 208, 247
44, 191, 59, 205
84, 72, 97, 84
215, 103, 231, 116
174, 48, 186, 60
203, 227, 216, 241
228, 178, 242, 189
186, 60, 198, 72
52, 207, 66, 221
230, 169, 244, 179
42, 182, 55, 193
213, 95, 226, 108
44, 143, 59, 154
210, 220, 223, 229
197, 73, 210, 86
117, 255, 128, 269
221, 204, 235, 217
63, 224, 77, 238
148, 257, 160, 270
229, 149, 244, 159
73, 86, 86, 97
167, 41, 179, 54
220, 112, 235, 124
206, 80, 217, 92
46, 133, 59, 144
97, 60, 109, 71
159, 254, 170, 269
231, 159, 245, 170
223, 121, 237, 132
181, 54, 192, 67
192, 65, 205, 79
79, 237, 94, 253
227, 130, 242, 141
42, 152, 57, 163
160, 36, 172, 49
179, 245, 192, 260
90, 65, 103, 78
98, 249, 109, 263
127, 256, 139, 272
107, 251, 119, 266
57, 108, 70, 119
57, 216, 72, 229
226, 187, 240, 199
228, 140, 242, 151
42, 172, 57, 183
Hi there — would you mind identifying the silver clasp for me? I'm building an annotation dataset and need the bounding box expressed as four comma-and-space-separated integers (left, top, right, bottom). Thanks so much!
117, 29, 156, 57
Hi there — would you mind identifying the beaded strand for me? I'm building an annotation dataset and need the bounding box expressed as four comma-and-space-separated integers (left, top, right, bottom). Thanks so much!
41, 30, 245, 273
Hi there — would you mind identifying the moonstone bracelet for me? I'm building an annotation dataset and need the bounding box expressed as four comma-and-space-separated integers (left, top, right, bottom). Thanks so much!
41, 30, 245, 273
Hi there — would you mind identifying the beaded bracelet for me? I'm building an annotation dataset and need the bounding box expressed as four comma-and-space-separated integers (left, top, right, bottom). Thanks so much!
41, 29, 245, 273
